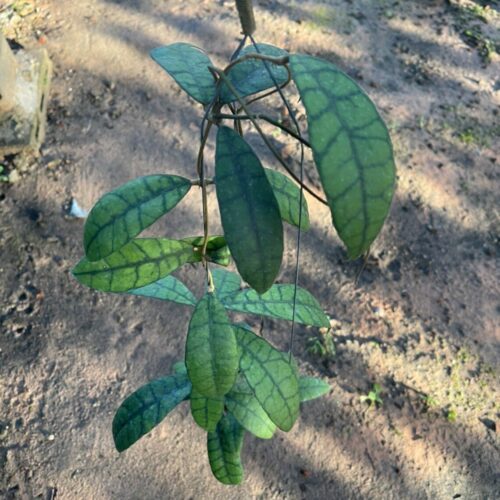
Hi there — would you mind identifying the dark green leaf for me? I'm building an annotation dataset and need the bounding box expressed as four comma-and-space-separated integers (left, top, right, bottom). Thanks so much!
127, 275, 196, 306
181, 235, 231, 267
222, 284, 329, 328
207, 414, 245, 485
150, 43, 216, 105
185, 293, 239, 398
233, 326, 299, 431
112, 373, 191, 452
84, 175, 191, 261
290, 54, 396, 259
226, 377, 276, 439
299, 376, 331, 402
220, 44, 289, 103
215, 126, 283, 294
265, 168, 310, 230
190, 389, 224, 432
72, 238, 195, 293
212, 269, 241, 300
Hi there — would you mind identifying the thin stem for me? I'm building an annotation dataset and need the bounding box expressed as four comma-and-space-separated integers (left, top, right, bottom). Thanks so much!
213, 113, 311, 147
191, 177, 215, 186
235, 0, 256, 35
209, 66, 328, 207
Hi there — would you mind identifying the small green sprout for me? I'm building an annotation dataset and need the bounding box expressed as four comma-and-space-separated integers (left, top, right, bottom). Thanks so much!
360, 384, 383, 408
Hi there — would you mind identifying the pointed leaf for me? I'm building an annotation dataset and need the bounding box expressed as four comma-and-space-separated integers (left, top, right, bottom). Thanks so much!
233, 326, 299, 431
222, 284, 329, 328
181, 235, 231, 267
226, 377, 277, 439
220, 44, 289, 103
190, 389, 224, 432
185, 293, 239, 398
212, 269, 241, 299
299, 376, 331, 402
150, 43, 216, 104
112, 373, 191, 452
215, 126, 283, 294
207, 414, 245, 485
290, 54, 396, 258
84, 175, 191, 261
265, 168, 310, 230
72, 238, 195, 293
127, 275, 196, 306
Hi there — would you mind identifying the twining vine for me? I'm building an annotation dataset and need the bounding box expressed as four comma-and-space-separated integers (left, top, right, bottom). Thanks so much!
72, 0, 395, 485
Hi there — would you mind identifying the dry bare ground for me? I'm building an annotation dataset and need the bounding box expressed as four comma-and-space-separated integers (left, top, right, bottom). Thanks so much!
0, 1, 499, 498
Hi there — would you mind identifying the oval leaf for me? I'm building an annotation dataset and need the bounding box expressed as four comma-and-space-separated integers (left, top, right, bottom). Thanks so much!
290, 54, 396, 259
226, 377, 277, 439
207, 414, 245, 485
215, 126, 283, 294
212, 269, 241, 300
185, 293, 239, 398
72, 238, 195, 293
220, 44, 289, 104
190, 389, 224, 432
150, 43, 216, 105
127, 275, 196, 306
84, 175, 191, 261
299, 376, 331, 402
222, 284, 330, 328
265, 168, 310, 230
112, 373, 191, 452
233, 326, 299, 431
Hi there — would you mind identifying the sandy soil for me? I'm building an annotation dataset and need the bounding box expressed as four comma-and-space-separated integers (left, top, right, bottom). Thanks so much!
1, 0, 499, 498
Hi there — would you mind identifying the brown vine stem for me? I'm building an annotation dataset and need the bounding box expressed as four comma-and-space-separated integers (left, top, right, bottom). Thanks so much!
235, 0, 256, 35
209, 66, 329, 207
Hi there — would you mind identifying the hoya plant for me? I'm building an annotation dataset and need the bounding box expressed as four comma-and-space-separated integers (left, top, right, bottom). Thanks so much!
72, 0, 395, 486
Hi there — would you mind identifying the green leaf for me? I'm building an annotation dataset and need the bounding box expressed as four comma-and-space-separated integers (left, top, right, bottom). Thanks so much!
220, 44, 289, 104
112, 372, 191, 452
233, 326, 299, 431
290, 54, 396, 259
226, 377, 276, 439
185, 293, 239, 398
127, 275, 196, 306
222, 284, 330, 328
215, 126, 283, 294
173, 361, 187, 374
181, 235, 231, 267
72, 238, 195, 293
299, 376, 331, 402
84, 175, 191, 261
150, 43, 216, 105
264, 168, 310, 230
212, 269, 241, 300
190, 389, 224, 432
207, 414, 245, 485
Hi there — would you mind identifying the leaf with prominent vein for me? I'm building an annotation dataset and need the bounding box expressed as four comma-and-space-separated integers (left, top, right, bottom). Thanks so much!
112, 372, 191, 452
84, 175, 191, 261
190, 388, 224, 432
265, 169, 310, 230
72, 238, 195, 293
215, 126, 283, 294
207, 414, 245, 485
299, 376, 331, 402
290, 54, 396, 259
222, 284, 329, 328
233, 325, 299, 431
150, 43, 216, 104
127, 275, 196, 306
182, 235, 231, 267
226, 377, 276, 439
220, 44, 289, 104
185, 293, 239, 398
212, 269, 241, 300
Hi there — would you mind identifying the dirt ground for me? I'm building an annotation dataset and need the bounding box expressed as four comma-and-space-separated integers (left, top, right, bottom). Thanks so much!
1, 0, 499, 498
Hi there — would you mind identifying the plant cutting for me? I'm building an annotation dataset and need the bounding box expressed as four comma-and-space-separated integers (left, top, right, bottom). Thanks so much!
72, 0, 395, 485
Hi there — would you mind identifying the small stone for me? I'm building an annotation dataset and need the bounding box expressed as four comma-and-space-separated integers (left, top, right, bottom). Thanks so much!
47, 434, 55, 441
